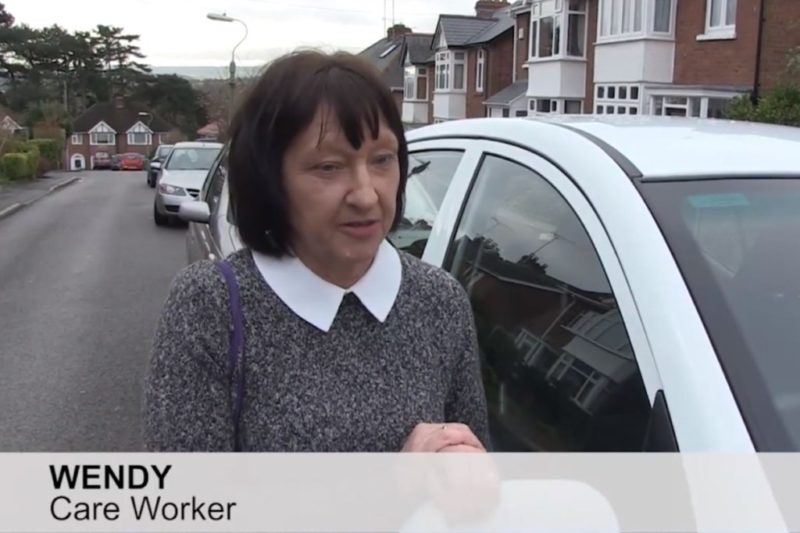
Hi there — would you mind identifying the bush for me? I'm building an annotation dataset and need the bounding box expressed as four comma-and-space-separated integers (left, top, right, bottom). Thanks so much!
725, 86, 800, 127
27, 139, 60, 167
1, 153, 34, 180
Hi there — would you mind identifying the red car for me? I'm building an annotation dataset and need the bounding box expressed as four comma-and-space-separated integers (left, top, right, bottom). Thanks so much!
119, 153, 146, 171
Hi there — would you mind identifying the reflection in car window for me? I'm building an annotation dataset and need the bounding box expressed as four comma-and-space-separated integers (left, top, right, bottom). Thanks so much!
388, 150, 463, 258
445, 155, 651, 451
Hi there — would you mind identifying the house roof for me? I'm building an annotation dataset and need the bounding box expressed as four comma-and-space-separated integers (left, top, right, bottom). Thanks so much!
359, 35, 406, 88
0, 103, 22, 125
467, 15, 514, 44
433, 13, 515, 49
437, 15, 498, 47
72, 101, 172, 133
403, 33, 435, 65
484, 81, 528, 105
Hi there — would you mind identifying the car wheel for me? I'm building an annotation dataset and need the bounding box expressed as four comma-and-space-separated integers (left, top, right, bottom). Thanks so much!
153, 201, 169, 227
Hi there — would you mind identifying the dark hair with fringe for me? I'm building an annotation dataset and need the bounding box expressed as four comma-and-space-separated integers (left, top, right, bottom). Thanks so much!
227, 50, 409, 257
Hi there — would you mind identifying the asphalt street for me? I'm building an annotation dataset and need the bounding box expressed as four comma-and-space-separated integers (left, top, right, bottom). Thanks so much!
0, 170, 188, 451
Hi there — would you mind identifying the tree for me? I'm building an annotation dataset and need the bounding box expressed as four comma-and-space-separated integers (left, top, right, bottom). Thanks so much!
725, 47, 800, 127
131, 74, 208, 137
92, 25, 150, 98
0, 2, 13, 27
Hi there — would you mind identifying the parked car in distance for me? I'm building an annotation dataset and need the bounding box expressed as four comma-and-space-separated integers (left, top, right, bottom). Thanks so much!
92, 152, 112, 170
119, 152, 146, 171
153, 141, 223, 226
146, 144, 174, 188
110, 154, 122, 171
179, 116, 800, 454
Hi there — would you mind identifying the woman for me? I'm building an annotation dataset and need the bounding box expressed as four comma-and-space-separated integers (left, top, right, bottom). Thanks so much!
144, 50, 489, 453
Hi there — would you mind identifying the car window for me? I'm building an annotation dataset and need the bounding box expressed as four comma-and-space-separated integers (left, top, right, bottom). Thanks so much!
445, 154, 651, 451
165, 147, 220, 171
388, 150, 463, 258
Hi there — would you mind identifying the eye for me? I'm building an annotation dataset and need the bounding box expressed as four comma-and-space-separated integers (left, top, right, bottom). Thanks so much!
373, 153, 397, 167
314, 162, 343, 174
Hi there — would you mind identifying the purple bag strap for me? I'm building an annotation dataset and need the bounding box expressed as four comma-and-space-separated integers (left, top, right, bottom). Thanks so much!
215, 260, 245, 451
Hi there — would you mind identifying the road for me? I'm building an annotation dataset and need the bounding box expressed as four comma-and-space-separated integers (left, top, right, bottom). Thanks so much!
0, 170, 188, 451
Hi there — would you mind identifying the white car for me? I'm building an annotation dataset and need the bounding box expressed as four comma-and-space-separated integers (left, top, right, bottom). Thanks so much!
153, 141, 223, 226
182, 116, 800, 452
406, 116, 800, 453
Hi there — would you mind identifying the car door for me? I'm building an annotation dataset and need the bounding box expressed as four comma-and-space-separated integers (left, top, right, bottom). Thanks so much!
187, 155, 226, 263
420, 139, 673, 452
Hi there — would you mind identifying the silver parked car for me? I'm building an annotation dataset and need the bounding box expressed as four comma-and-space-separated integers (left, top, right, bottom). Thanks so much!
146, 144, 174, 188
153, 141, 223, 226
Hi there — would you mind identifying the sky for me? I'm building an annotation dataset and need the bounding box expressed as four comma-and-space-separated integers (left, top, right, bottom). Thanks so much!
8, 0, 477, 67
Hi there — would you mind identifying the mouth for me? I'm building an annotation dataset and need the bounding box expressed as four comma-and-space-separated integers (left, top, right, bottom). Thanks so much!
340, 219, 381, 238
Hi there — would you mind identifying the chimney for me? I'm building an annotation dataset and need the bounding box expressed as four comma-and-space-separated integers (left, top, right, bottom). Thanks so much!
113, 95, 125, 109
387, 23, 412, 41
475, 0, 510, 18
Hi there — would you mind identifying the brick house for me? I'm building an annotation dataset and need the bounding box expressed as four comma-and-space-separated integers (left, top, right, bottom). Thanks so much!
430, 1, 516, 122
400, 34, 435, 126
67, 97, 171, 171
359, 24, 416, 111
510, 0, 800, 119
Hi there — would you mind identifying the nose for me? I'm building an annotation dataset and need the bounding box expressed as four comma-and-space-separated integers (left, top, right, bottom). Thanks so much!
346, 161, 379, 210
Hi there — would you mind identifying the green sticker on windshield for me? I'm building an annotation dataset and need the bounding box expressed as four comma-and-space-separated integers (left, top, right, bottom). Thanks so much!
688, 193, 750, 209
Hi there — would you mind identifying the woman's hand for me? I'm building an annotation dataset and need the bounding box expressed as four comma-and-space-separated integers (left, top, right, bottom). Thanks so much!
401, 422, 486, 453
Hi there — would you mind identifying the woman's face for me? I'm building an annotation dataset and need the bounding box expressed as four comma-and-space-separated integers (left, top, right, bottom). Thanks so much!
282, 109, 401, 283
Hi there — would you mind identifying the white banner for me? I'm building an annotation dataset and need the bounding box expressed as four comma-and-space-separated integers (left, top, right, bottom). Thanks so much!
1, 453, 798, 532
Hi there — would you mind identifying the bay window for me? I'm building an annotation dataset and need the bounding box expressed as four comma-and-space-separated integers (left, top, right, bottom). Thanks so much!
405, 66, 416, 99
530, 0, 586, 59
599, 0, 673, 40
435, 50, 466, 92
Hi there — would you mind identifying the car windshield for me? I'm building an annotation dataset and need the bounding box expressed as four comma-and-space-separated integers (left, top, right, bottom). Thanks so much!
165, 147, 220, 171
640, 178, 800, 450
156, 146, 172, 159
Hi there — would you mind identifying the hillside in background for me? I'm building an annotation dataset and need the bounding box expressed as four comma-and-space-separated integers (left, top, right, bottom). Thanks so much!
150, 65, 264, 81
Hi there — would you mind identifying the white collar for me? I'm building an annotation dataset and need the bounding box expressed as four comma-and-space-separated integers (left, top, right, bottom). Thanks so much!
251, 240, 402, 332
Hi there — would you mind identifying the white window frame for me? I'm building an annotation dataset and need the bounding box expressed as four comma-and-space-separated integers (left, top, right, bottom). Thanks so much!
127, 132, 152, 146
698, 0, 737, 41
89, 121, 116, 146
646, 90, 740, 118
404, 66, 429, 101
476, 49, 485, 93
595, 83, 642, 116
529, 0, 587, 61
71, 133, 83, 145
597, 0, 675, 43
435, 50, 467, 93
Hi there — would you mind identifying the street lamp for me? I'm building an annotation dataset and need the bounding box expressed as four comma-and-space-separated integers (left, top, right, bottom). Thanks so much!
207, 12, 249, 125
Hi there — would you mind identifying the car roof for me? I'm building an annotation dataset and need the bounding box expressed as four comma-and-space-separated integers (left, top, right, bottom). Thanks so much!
406, 116, 800, 180
171, 141, 223, 149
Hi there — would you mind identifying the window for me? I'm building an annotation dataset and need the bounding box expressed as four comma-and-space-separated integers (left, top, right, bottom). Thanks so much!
379, 44, 398, 58
476, 50, 485, 93
502, 108, 510, 118
537, 99, 555, 113
128, 132, 151, 145
600, 0, 672, 39
653, 0, 672, 32
515, 110, 528, 117
90, 132, 114, 145
595, 84, 642, 115
445, 155, 651, 451
518, 27, 525, 40
530, 0, 587, 58
71, 134, 82, 145
564, 100, 582, 114
705, 0, 737, 35
649, 94, 737, 118
404, 66, 416, 100
205, 156, 226, 219
567, 0, 587, 56
388, 150, 464, 258
452, 52, 465, 90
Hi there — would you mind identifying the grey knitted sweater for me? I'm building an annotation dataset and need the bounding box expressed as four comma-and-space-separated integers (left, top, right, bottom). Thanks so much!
144, 248, 489, 452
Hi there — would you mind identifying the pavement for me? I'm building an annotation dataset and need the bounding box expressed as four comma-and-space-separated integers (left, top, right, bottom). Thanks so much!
0, 169, 188, 451
0, 171, 83, 221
